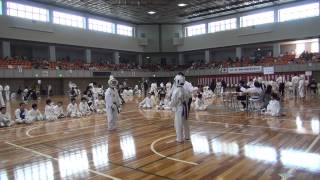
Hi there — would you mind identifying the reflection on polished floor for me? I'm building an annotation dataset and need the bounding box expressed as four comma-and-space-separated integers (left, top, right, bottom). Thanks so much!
0, 96, 320, 180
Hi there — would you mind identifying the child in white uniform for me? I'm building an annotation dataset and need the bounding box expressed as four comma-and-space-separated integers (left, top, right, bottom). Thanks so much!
45, 99, 58, 121
67, 98, 82, 118
265, 93, 281, 117
95, 95, 106, 114
0, 106, 14, 127
158, 95, 171, 110
194, 94, 207, 111
15, 102, 31, 124
139, 93, 153, 109
55, 101, 65, 119
28, 103, 44, 121
79, 97, 92, 116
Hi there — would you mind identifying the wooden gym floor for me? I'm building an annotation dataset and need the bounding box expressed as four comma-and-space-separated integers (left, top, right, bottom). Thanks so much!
0, 95, 320, 180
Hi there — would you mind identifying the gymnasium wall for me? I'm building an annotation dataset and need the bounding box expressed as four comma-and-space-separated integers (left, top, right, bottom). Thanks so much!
212, 48, 236, 61
0, 16, 143, 52
55, 47, 85, 61
160, 24, 183, 52
178, 16, 320, 52
136, 25, 160, 52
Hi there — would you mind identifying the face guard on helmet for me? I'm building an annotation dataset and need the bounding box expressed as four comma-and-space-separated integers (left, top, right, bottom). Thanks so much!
108, 76, 118, 88
174, 74, 185, 87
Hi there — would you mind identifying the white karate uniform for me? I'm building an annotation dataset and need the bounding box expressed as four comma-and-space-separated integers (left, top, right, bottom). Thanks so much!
0, 112, 13, 127
286, 81, 293, 96
105, 87, 120, 130
95, 99, 106, 114
240, 86, 262, 94
92, 87, 99, 102
4, 85, 10, 102
158, 98, 171, 110
128, 89, 133, 96
298, 79, 305, 98
0, 85, 4, 106
122, 89, 129, 97
216, 82, 222, 95
47, 85, 52, 96
15, 108, 31, 124
22, 88, 29, 101
54, 105, 65, 118
150, 83, 158, 96
194, 98, 207, 111
45, 105, 58, 121
247, 81, 254, 88
139, 97, 153, 108
67, 103, 82, 118
170, 86, 190, 142
292, 75, 300, 97
266, 100, 281, 116
28, 109, 44, 121
166, 82, 172, 96
79, 102, 92, 116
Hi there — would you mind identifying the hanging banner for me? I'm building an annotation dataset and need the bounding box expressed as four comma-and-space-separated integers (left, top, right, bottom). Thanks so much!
228, 66, 262, 74
263, 66, 275, 75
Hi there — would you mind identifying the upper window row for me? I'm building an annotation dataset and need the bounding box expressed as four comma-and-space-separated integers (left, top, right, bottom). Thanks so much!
186, 2, 319, 37
5, 1, 133, 36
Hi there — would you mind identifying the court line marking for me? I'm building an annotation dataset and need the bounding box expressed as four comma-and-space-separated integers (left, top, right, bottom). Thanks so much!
279, 135, 320, 180
25, 116, 155, 138
150, 135, 199, 165
188, 120, 318, 135
0, 112, 142, 132
5, 141, 122, 180
149, 128, 251, 167
190, 113, 313, 122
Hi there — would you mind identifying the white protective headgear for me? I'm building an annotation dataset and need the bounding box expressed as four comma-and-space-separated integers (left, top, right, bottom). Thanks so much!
108, 76, 118, 88
174, 74, 185, 87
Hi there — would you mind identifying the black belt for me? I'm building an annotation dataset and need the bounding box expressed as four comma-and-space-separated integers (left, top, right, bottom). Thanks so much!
182, 101, 188, 120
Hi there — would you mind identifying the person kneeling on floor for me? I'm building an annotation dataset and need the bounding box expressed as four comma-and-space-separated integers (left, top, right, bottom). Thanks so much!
67, 98, 82, 118
194, 94, 207, 111
139, 93, 153, 109
0, 106, 14, 127
45, 99, 58, 121
28, 103, 44, 122
264, 93, 281, 117
79, 97, 92, 116
54, 101, 65, 119
15, 102, 31, 124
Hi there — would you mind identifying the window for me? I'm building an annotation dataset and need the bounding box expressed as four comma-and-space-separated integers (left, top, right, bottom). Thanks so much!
186, 24, 206, 37
311, 39, 319, 53
88, 18, 115, 33
240, 11, 274, 27
117, 24, 133, 36
208, 18, 237, 33
296, 43, 305, 55
6, 1, 49, 22
0, 0, 2, 15
279, 3, 319, 22
53, 11, 85, 29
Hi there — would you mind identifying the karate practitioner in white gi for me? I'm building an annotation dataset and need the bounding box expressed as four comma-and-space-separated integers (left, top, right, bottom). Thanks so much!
0, 85, 5, 107
170, 74, 190, 143
28, 103, 44, 122
4, 85, 10, 102
105, 76, 121, 130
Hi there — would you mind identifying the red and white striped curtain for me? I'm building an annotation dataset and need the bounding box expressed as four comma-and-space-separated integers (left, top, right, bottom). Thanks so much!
197, 71, 310, 86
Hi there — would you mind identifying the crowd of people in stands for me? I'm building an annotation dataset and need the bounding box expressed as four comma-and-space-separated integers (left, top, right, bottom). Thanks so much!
1, 51, 319, 71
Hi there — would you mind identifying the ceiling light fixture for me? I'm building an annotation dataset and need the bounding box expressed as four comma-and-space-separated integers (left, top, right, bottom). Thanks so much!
148, 11, 156, 14
178, 3, 188, 7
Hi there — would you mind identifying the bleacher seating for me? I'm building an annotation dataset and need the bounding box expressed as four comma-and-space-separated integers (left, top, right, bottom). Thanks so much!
0, 52, 319, 72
